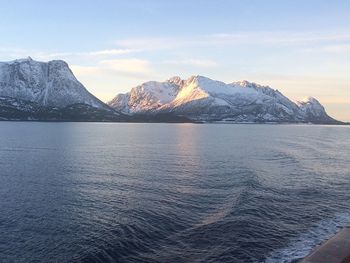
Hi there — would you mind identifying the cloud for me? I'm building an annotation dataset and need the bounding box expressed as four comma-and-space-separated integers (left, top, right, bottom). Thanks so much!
304, 44, 350, 54
87, 49, 138, 56
114, 31, 350, 50
71, 58, 154, 79
164, 59, 217, 68
38, 49, 138, 61
0, 47, 37, 60
0, 47, 138, 62
2, 30, 349, 63
115, 37, 190, 50
0, 46, 155, 81
209, 32, 350, 45
70, 65, 100, 76
99, 58, 152, 74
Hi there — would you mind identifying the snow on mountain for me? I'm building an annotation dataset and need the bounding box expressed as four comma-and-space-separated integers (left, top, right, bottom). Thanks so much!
1, 57, 337, 124
108, 75, 339, 123
108, 79, 180, 114
297, 97, 335, 123
0, 57, 107, 109
297, 97, 325, 116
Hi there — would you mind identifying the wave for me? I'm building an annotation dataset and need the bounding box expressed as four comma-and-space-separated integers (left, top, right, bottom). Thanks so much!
261, 211, 350, 263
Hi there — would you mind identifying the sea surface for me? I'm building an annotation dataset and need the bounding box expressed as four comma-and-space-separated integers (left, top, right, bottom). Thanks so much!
0, 122, 349, 263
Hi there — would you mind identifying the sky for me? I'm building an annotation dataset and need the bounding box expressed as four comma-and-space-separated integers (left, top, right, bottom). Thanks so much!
0, 0, 349, 121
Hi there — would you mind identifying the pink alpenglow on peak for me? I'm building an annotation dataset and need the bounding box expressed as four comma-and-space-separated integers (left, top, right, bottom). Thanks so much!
108, 76, 341, 124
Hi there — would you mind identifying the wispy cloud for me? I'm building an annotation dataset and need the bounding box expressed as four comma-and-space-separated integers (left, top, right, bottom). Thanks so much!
0, 47, 138, 62
71, 58, 155, 79
2, 30, 350, 62
303, 44, 350, 54
99, 58, 152, 74
70, 65, 100, 75
87, 49, 138, 56
164, 59, 218, 68
114, 31, 350, 50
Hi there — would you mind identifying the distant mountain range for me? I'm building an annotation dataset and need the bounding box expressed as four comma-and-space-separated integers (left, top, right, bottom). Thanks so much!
0, 58, 343, 124
108, 75, 341, 124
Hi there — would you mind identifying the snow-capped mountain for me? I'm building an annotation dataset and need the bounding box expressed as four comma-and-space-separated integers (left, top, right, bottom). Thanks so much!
297, 97, 334, 123
0, 57, 126, 121
108, 76, 182, 114
0, 58, 341, 124
108, 75, 339, 124
0, 57, 107, 109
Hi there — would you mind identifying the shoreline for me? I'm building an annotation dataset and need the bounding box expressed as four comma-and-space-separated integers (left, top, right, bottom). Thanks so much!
0, 119, 348, 125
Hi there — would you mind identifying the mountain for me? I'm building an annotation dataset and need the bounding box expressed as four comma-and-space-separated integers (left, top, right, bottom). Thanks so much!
0, 57, 108, 108
0, 57, 124, 121
108, 75, 341, 124
0, 58, 342, 124
296, 97, 336, 124
108, 76, 182, 114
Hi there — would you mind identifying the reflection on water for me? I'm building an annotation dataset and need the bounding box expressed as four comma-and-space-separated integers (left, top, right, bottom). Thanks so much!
0, 123, 349, 262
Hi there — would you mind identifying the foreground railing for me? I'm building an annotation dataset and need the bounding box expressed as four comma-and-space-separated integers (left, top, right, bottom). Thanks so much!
300, 226, 350, 263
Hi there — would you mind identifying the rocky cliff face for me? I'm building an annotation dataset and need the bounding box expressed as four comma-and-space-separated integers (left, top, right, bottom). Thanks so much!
297, 97, 336, 124
0, 57, 107, 109
0, 57, 126, 121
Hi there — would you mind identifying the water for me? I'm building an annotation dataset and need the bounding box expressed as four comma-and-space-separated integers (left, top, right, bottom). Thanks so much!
0, 122, 349, 263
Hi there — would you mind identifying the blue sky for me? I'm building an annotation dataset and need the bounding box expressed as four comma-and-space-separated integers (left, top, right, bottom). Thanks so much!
1, 0, 350, 120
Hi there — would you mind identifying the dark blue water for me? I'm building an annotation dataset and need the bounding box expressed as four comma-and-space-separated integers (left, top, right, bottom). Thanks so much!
0, 123, 349, 263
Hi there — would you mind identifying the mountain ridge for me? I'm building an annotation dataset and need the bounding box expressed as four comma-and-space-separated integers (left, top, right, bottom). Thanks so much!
0, 57, 130, 121
108, 75, 341, 124
0, 57, 108, 109
0, 58, 344, 124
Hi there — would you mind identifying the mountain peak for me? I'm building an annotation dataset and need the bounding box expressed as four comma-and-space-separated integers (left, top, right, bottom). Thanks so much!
233, 80, 253, 87
299, 96, 321, 105
108, 75, 340, 124
0, 58, 106, 109
187, 75, 210, 82
297, 97, 325, 113
5, 57, 34, 64
296, 96, 337, 123
4, 57, 69, 68
167, 76, 184, 86
231, 80, 268, 89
